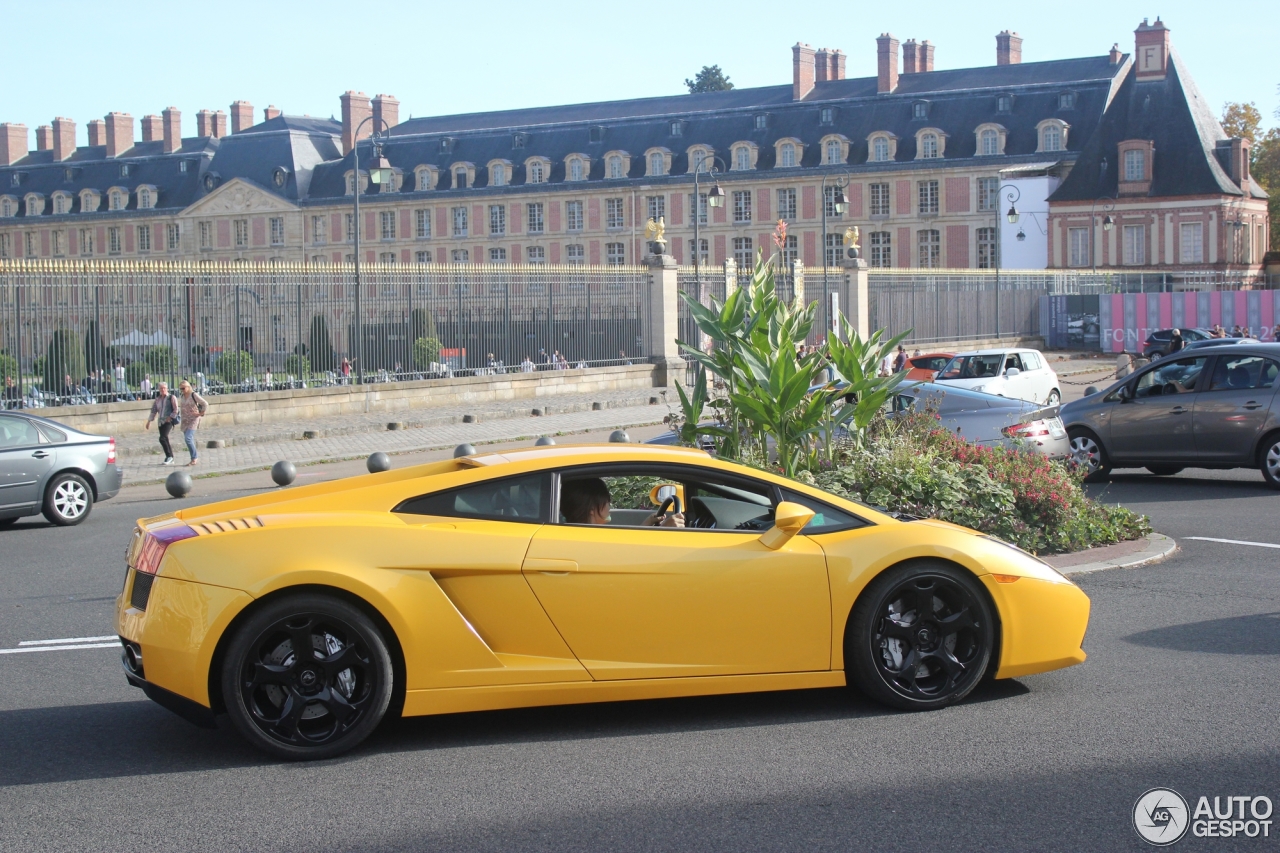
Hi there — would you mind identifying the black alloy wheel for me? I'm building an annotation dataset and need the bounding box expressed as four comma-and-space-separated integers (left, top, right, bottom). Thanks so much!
1068, 428, 1112, 481
1146, 466, 1184, 476
222, 594, 393, 760
1260, 432, 1280, 491
846, 561, 994, 711
42, 472, 93, 526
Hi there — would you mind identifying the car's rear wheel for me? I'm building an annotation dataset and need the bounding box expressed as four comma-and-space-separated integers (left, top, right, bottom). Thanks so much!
1146, 466, 1184, 476
42, 472, 93, 526
1259, 432, 1280, 491
845, 561, 994, 711
221, 594, 393, 760
1068, 428, 1112, 480
1046, 389, 1061, 406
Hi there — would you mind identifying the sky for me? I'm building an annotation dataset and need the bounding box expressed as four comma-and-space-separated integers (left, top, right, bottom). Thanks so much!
3, 0, 1276, 145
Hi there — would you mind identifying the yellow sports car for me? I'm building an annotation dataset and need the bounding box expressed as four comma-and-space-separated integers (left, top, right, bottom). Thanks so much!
116, 444, 1090, 760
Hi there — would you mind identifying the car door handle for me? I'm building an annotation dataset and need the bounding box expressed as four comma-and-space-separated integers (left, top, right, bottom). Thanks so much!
31, 451, 49, 459
1243, 402, 1262, 410
524, 558, 578, 575
1169, 406, 1187, 414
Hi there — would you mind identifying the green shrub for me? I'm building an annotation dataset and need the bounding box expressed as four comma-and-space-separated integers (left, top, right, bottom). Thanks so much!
32, 356, 46, 382
125, 361, 150, 387
412, 336, 442, 370
0, 351, 17, 382
44, 328, 86, 391
284, 353, 311, 377
144, 345, 176, 374
216, 350, 254, 383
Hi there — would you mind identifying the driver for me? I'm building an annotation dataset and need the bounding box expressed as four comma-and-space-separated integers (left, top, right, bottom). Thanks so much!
561, 478, 684, 527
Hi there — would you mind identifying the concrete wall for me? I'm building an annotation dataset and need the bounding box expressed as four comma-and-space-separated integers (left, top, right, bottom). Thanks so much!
44, 363, 661, 436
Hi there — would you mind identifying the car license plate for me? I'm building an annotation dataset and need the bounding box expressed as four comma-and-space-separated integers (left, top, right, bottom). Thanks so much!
1048, 417, 1065, 438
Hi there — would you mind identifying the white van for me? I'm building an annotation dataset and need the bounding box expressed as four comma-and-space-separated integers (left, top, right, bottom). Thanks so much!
933, 348, 1061, 405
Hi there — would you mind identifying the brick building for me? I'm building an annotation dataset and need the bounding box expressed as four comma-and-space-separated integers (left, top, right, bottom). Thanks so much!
0, 19, 1265, 273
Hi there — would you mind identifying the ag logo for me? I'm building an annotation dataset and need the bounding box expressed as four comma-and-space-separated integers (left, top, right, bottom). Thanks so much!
1134, 788, 1190, 845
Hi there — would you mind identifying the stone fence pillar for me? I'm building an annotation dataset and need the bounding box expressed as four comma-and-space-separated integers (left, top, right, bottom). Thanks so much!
839, 259, 870, 341
723, 258, 737, 299
645, 253, 685, 386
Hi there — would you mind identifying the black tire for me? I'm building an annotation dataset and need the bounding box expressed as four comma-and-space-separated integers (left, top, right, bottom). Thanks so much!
221, 594, 393, 761
1068, 428, 1112, 481
1146, 466, 1184, 476
1259, 431, 1280, 491
42, 472, 93, 526
845, 561, 995, 711
1046, 389, 1061, 407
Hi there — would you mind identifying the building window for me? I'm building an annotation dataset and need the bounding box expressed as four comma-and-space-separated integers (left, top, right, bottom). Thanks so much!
452, 206, 468, 237
978, 227, 998, 268
733, 236, 754, 268
52, 230, 64, 256
825, 139, 842, 164
454, 168, 468, 189
107, 227, 121, 255
649, 152, 666, 176
777, 188, 797, 221
912, 102, 929, 119
109, 190, 125, 211
977, 177, 998, 211
451, 248, 469, 263
871, 136, 891, 162
689, 239, 709, 265
527, 245, 545, 263
529, 161, 546, 184
689, 193, 708, 226
778, 142, 797, 168
380, 251, 397, 264
1179, 222, 1204, 264
345, 213, 356, 242
691, 149, 707, 174
527, 202, 544, 234
606, 197, 625, 229
0, 233, 9, 258
270, 217, 284, 245
199, 221, 212, 249
566, 200, 584, 231
566, 244, 585, 264
1123, 224, 1146, 265
1124, 149, 1145, 182
311, 215, 326, 243
416, 250, 432, 264
489, 205, 506, 235
1059, 92, 1076, 110
780, 235, 798, 267
380, 210, 396, 240
734, 146, 750, 171
919, 133, 939, 159
917, 229, 940, 268
1041, 124, 1063, 152
138, 187, 152, 209
824, 233, 842, 267
489, 247, 507, 262
415, 209, 431, 238
53, 194, 68, 215
416, 169, 433, 191
491, 164, 506, 187
733, 190, 752, 223
607, 156, 624, 179
647, 195, 665, 223
918, 180, 939, 215
1068, 227, 1089, 267
79, 228, 94, 255
870, 183, 890, 217
820, 107, 834, 125
823, 185, 844, 219
166, 223, 180, 251
980, 129, 999, 156
234, 219, 248, 247
0, 197, 13, 217
755, 114, 768, 130
670, 121, 683, 137
996, 94, 1012, 113
25, 232, 36, 257
569, 158, 584, 181
606, 242, 625, 265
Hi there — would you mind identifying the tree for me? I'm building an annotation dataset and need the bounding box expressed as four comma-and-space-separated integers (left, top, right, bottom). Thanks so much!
1220, 101, 1262, 143
685, 65, 734, 94
1252, 126, 1280, 250
45, 329, 85, 392
308, 315, 336, 371
410, 307, 438, 344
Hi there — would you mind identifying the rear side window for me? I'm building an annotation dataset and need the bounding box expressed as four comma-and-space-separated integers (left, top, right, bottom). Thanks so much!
1208, 356, 1280, 391
1021, 351, 1042, 370
35, 422, 67, 443
395, 473, 548, 523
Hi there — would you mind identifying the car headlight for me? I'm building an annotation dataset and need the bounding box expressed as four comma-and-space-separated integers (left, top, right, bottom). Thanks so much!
972, 384, 985, 392
980, 534, 1074, 583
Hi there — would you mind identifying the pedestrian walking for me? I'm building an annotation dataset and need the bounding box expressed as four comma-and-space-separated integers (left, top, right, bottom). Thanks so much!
176, 379, 208, 467
144, 381, 179, 466
892, 345, 908, 372
1169, 328, 1185, 353
521, 356, 535, 373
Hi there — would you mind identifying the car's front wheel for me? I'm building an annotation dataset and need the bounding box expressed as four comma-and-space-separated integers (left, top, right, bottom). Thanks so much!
845, 561, 994, 711
42, 472, 93, 526
1068, 428, 1112, 480
1259, 432, 1280, 491
221, 594, 394, 760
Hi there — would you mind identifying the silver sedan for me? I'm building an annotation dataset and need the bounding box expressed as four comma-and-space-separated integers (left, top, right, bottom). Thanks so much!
0, 412, 123, 526
891, 383, 1069, 458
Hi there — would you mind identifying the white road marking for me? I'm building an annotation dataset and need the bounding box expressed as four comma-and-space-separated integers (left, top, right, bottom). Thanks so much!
0, 642, 120, 655
1185, 536, 1280, 550
17, 635, 117, 647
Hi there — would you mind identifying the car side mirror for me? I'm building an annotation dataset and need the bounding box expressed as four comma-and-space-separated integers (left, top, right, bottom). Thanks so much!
759, 501, 815, 550
1004, 367, 1021, 377
1118, 384, 1133, 402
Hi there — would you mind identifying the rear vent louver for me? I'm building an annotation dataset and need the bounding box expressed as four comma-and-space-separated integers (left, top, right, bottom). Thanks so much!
191, 517, 263, 535
130, 570, 156, 611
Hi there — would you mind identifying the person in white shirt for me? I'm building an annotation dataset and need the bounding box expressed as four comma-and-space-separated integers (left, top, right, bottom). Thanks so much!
521, 356, 535, 373
140, 375, 153, 398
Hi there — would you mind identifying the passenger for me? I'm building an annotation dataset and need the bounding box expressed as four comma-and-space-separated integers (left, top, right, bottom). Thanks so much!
561, 478, 684, 527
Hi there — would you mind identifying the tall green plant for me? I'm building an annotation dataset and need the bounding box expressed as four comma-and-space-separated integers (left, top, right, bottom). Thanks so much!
825, 316, 912, 451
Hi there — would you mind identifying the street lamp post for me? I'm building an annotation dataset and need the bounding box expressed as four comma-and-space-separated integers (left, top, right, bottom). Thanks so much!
994, 184, 1021, 339
1088, 196, 1116, 275
821, 171, 850, 340
351, 117, 394, 385
692, 157, 727, 304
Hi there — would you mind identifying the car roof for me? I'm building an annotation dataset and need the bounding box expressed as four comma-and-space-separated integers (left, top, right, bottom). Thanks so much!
458, 443, 710, 467
947, 347, 1038, 356
1, 411, 93, 436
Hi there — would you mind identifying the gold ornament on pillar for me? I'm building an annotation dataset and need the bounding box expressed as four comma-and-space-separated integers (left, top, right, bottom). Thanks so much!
843, 225, 861, 258
645, 216, 667, 253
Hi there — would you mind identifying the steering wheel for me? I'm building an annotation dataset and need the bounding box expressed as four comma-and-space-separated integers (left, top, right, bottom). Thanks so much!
656, 494, 683, 521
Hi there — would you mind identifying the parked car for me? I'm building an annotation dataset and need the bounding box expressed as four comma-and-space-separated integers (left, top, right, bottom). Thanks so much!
0, 412, 122, 526
1181, 337, 1261, 351
1142, 327, 1210, 359
904, 352, 956, 382
892, 383, 1069, 458
1060, 342, 1280, 486
934, 349, 1061, 405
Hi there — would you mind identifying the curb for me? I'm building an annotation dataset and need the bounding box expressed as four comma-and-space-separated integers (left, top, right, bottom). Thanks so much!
1058, 533, 1177, 577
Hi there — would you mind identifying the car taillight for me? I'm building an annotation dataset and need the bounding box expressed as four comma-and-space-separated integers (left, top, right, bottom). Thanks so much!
1003, 421, 1052, 438
107, 437, 116, 464
134, 525, 198, 575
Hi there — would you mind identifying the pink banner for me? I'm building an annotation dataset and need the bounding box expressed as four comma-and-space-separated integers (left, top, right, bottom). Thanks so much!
1100, 291, 1279, 353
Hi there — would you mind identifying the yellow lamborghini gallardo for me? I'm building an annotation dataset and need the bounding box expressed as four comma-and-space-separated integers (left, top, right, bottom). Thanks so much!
116, 444, 1089, 760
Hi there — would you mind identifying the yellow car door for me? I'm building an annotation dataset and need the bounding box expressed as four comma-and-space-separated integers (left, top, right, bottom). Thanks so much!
522, 503, 831, 681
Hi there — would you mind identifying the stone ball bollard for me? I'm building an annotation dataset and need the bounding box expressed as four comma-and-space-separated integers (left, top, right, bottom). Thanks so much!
453, 443, 476, 458
165, 470, 193, 498
271, 460, 296, 487
608, 429, 630, 443
535, 436, 556, 446
1085, 386, 1099, 397
366, 452, 391, 473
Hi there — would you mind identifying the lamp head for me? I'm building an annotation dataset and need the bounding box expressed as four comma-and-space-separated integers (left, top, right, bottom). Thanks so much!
367, 144, 393, 185
1006, 205, 1020, 224
1102, 214, 1114, 231
834, 187, 847, 215
707, 182, 725, 208
1016, 228, 1026, 242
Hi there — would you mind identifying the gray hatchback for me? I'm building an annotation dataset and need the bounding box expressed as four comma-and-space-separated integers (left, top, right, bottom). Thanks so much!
1060, 343, 1280, 487
0, 412, 123, 526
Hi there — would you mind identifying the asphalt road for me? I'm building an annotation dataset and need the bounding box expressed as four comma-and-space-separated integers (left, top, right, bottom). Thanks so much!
1, 458, 1277, 852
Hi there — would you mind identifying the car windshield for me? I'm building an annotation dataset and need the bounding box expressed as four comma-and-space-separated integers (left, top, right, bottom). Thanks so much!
1132, 356, 1208, 398
937, 354, 1004, 381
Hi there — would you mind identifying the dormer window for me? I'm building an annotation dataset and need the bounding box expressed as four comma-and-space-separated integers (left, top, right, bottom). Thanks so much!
566, 155, 588, 182
344, 171, 369, 195
79, 190, 99, 213
649, 152, 665, 176
179, 160, 189, 173
1058, 92, 1076, 110
975, 123, 1007, 156
820, 106, 835, 125
688, 146, 713, 174
454, 167, 468, 189
589, 126, 605, 144
731, 142, 757, 171
869, 133, 896, 163
137, 186, 154, 209
120, 164, 130, 178
63, 168, 76, 181
414, 165, 437, 191
919, 133, 938, 159
439, 137, 454, 154
525, 157, 549, 184
52, 192, 71, 215
512, 132, 527, 149
670, 121, 684, 138
108, 189, 127, 211
754, 114, 768, 131
912, 101, 930, 120
490, 162, 508, 187
0, 196, 14, 217
1124, 148, 1145, 181
1036, 119, 1069, 153
24, 194, 44, 216
996, 94, 1013, 113
607, 155, 623, 179
821, 135, 848, 166
775, 139, 801, 168
10, 173, 21, 188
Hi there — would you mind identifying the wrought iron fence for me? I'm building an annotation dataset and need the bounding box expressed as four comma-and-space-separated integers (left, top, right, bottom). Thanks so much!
0, 260, 649, 408
867, 269, 1058, 346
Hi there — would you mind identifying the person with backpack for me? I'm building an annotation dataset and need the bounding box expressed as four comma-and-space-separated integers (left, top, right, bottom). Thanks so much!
176, 379, 209, 467
144, 381, 179, 466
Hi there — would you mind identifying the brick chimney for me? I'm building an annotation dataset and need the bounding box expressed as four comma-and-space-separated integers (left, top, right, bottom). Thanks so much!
902, 39, 920, 74
792, 44, 816, 100
0, 123, 27, 165
88, 119, 106, 147
996, 31, 1022, 65
340, 90, 372, 155
876, 34, 900, 94
814, 49, 830, 82
264, 105, 282, 121
1134, 18, 1170, 80
213, 111, 228, 138
921, 40, 935, 72
230, 100, 254, 133
197, 110, 215, 138
1109, 43, 1122, 64
104, 112, 133, 158
140, 115, 163, 143
35, 125, 53, 151
162, 107, 181, 153
52, 117, 76, 161
372, 94, 400, 130
830, 49, 846, 80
